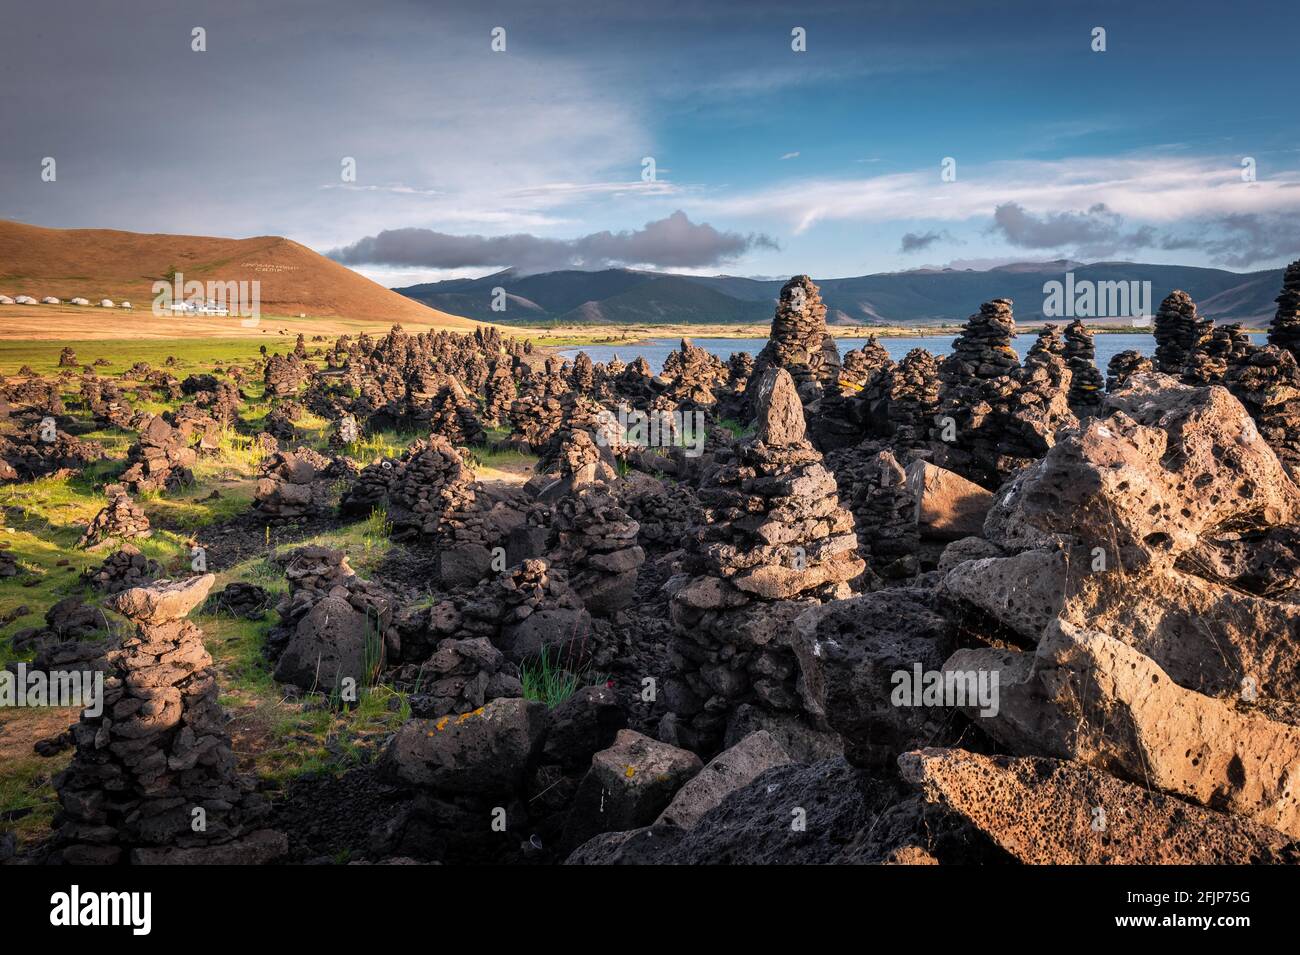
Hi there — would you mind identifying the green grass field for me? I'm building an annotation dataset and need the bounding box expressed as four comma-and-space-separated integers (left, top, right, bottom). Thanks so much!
0, 335, 536, 851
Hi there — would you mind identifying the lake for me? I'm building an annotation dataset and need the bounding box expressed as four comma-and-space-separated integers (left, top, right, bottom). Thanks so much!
559, 333, 1268, 376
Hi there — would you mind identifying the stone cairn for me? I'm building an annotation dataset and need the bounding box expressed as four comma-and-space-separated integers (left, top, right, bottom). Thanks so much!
667, 368, 864, 756
58, 346, 78, 367
866, 348, 941, 450
548, 434, 645, 617
849, 450, 920, 579
1268, 259, 1300, 360
1063, 320, 1105, 417
253, 447, 350, 522
1105, 350, 1154, 392
1026, 323, 1065, 362
52, 576, 282, 864
400, 637, 523, 719
483, 361, 518, 426
932, 299, 1021, 485
1153, 290, 1210, 374
1184, 323, 1253, 386
263, 353, 310, 396
81, 543, 160, 594
1225, 342, 1300, 473
751, 275, 842, 398
841, 335, 892, 391
77, 484, 151, 549
121, 415, 197, 493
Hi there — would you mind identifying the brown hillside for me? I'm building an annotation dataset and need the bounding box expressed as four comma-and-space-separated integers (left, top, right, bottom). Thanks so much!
0, 219, 477, 335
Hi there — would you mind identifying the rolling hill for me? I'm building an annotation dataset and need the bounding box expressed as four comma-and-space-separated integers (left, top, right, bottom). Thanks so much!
396, 260, 1285, 327
0, 220, 477, 332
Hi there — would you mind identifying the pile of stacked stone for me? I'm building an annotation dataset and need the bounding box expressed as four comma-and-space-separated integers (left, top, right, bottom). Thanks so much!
1225, 344, 1300, 472
570, 352, 596, 392
614, 356, 659, 404
618, 475, 700, 545
77, 485, 151, 549
547, 434, 644, 617
394, 557, 594, 669
0, 423, 104, 482
933, 300, 1074, 487
0, 542, 18, 578
328, 413, 359, 451
661, 339, 728, 407
341, 435, 478, 545
1105, 350, 1154, 392
845, 450, 921, 579
1153, 290, 1210, 374
1184, 323, 1253, 386
262, 403, 299, 443
52, 576, 283, 864
860, 348, 942, 451
263, 353, 310, 396
146, 371, 183, 401
3, 378, 65, 415
1063, 320, 1105, 417
509, 394, 567, 451
169, 404, 223, 453
666, 368, 864, 757
81, 543, 160, 594
206, 582, 273, 619
840, 336, 892, 391
1025, 324, 1066, 363
120, 414, 197, 493
397, 637, 523, 718
195, 380, 243, 428
265, 546, 398, 688
751, 275, 842, 401
80, 378, 134, 428
253, 447, 351, 523
57, 346, 77, 367
1268, 259, 1300, 360
425, 380, 486, 446
483, 361, 518, 426
931, 299, 1020, 483
534, 399, 621, 476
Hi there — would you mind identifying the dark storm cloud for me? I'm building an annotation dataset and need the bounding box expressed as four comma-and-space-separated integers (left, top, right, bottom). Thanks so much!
328, 211, 778, 272
990, 202, 1159, 259
1160, 213, 1300, 268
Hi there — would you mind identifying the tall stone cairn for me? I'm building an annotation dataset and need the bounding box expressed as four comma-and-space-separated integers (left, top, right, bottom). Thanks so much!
1025, 324, 1066, 364
77, 484, 151, 549
1268, 259, 1300, 361
840, 335, 892, 390
1153, 290, 1210, 374
1063, 320, 1105, 417
1184, 323, 1253, 386
667, 368, 864, 756
867, 347, 941, 449
53, 576, 282, 864
752, 275, 842, 396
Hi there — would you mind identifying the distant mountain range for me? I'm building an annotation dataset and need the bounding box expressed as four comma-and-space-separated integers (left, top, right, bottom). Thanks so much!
395, 260, 1285, 327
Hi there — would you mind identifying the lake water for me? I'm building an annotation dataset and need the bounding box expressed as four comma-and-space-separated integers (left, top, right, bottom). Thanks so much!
559, 333, 1267, 376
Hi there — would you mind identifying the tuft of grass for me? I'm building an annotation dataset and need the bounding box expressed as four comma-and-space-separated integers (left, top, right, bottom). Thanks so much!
521, 646, 603, 709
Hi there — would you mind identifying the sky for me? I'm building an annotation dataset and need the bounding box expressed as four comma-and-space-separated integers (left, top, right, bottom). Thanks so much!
2, 0, 1298, 285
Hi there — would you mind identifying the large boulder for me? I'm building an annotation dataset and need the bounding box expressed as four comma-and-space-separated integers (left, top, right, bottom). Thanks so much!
272, 595, 373, 692
906, 460, 993, 541
562, 729, 702, 849
792, 588, 956, 768
900, 748, 1298, 864
380, 697, 549, 795
655, 731, 791, 830
946, 619, 1300, 838
984, 374, 1300, 570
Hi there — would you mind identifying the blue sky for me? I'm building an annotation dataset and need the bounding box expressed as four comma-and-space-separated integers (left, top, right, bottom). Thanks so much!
3, 0, 1297, 283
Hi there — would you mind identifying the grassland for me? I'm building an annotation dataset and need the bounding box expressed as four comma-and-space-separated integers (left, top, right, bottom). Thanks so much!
0, 335, 536, 852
